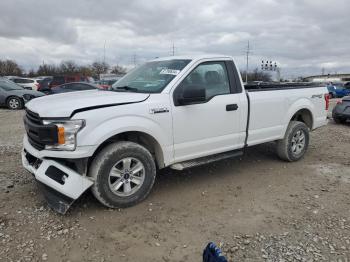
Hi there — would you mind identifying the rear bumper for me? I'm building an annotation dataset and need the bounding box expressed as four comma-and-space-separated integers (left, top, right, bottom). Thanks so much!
22, 148, 94, 214
333, 113, 350, 119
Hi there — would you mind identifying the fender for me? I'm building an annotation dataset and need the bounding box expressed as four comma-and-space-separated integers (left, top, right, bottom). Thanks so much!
78, 115, 174, 165
282, 97, 315, 135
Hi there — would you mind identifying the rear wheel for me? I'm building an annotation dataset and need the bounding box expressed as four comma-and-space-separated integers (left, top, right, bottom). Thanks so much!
89, 141, 156, 208
7, 96, 23, 110
276, 121, 309, 162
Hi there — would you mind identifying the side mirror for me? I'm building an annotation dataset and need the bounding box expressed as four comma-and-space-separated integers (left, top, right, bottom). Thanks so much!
177, 86, 206, 105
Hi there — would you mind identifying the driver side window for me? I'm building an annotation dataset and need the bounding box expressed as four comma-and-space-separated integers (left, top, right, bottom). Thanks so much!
178, 61, 230, 101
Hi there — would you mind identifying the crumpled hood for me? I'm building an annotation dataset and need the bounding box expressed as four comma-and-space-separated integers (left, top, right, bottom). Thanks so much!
26, 90, 149, 117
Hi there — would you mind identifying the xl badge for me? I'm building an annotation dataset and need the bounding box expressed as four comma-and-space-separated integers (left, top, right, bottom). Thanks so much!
149, 107, 169, 114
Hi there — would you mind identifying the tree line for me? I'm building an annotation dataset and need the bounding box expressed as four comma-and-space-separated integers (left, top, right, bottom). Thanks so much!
0, 58, 272, 82
0, 59, 127, 78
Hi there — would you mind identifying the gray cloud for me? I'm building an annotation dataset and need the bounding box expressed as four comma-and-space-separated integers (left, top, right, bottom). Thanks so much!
0, 0, 349, 77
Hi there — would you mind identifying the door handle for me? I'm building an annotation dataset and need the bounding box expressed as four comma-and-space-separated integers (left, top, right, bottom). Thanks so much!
226, 104, 238, 111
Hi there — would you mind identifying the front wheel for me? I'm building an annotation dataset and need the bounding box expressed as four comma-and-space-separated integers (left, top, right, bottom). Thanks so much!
7, 97, 23, 110
276, 121, 309, 162
89, 141, 156, 208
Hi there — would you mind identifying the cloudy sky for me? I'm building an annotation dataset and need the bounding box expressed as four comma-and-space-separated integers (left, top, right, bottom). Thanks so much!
0, 0, 349, 78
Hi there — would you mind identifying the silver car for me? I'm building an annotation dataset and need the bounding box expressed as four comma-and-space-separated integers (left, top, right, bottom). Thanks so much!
0, 77, 44, 110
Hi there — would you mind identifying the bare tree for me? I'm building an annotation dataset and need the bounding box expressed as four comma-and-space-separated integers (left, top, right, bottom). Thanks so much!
59, 61, 78, 74
78, 65, 93, 77
110, 65, 127, 75
37, 64, 59, 76
0, 59, 23, 76
91, 61, 109, 77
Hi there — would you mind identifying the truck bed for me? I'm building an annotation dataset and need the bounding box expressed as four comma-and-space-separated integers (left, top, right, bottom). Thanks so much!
245, 82, 323, 92
245, 84, 328, 147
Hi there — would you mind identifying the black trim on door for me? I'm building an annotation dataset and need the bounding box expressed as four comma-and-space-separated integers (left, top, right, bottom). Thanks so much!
225, 60, 242, 94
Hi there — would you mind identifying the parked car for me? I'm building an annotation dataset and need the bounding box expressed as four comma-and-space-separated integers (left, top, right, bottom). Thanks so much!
327, 83, 350, 98
0, 77, 44, 109
49, 75, 93, 88
21, 55, 329, 214
8, 77, 42, 90
327, 85, 336, 98
95, 79, 118, 90
42, 82, 100, 94
332, 96, 350, 124
36, 78, 52, 93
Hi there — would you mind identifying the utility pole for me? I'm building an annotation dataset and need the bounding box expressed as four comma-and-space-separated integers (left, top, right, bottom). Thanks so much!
133, 54, 137, 67
245, 40, 250, 83
172, 42, 175, 56
103, 40, 106, 65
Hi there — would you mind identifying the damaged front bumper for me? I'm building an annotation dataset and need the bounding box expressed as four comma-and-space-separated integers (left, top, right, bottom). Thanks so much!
21, 147, 93, 214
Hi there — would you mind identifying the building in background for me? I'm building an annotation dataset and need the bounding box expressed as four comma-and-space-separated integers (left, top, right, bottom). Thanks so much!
303, 73, 350, 83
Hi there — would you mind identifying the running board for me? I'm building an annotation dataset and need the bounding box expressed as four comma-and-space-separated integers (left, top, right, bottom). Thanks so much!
170, 150, 243, 171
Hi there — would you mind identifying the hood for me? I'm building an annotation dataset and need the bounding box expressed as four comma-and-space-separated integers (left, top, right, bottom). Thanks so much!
26, 90, 149, 118
8, 89, 44, 97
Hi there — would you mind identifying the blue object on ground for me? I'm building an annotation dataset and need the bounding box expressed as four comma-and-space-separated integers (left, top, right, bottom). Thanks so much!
203, 242, 228, 262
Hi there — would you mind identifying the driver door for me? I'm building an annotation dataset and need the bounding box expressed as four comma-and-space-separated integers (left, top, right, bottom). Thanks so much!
171, 60, 246, 162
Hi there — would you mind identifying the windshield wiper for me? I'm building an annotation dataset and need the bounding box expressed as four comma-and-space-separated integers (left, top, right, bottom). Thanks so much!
114, 86, 139, 92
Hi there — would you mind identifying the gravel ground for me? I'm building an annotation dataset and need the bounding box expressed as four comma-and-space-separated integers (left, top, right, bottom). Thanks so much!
0, 100, 349, 262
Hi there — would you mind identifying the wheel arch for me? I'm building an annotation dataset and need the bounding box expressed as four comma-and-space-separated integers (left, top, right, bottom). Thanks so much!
290, 108, 313, 129
91, 131, 165, 169
284, 98, 315, 130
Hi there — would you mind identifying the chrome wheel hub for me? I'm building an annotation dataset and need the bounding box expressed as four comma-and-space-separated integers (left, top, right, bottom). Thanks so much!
291, 130, 305, 155
9, 99, 19, 109
108, 157, 145, 197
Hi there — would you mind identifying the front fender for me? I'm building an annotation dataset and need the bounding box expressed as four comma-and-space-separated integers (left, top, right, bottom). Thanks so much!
77, 115, 174, 165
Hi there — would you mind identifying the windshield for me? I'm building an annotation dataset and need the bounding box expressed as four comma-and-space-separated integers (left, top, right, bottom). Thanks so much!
0, 78, 24, 91
111, 59, 191, 93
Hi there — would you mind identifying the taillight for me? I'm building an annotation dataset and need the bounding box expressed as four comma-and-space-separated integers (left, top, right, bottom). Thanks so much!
324, 94, 330, 110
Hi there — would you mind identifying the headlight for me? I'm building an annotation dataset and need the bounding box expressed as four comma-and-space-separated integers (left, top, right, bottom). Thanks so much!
43, 119, 85, 151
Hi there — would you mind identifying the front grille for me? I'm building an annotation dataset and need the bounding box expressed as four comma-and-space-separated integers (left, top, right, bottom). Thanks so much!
26, 109, 41, 125
25, 110, 45, 150
27, 134, 45, 150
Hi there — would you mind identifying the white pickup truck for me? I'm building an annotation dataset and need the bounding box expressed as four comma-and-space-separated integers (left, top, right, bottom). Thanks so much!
22, 55, 329, 213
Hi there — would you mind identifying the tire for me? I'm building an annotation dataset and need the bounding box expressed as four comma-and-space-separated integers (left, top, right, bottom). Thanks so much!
7, 96, 23, 110
89, 141, 156, 208
276, 121, 309, 162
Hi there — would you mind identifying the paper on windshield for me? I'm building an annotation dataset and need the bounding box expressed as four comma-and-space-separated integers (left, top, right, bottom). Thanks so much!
159, 69, 180, 75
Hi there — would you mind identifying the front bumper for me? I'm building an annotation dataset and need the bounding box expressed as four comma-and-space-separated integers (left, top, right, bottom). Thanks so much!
23, 134, 96, 159
22, 147, 94, 214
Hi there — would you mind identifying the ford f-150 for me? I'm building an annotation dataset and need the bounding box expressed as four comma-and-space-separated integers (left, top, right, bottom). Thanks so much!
21, 55, 329, 213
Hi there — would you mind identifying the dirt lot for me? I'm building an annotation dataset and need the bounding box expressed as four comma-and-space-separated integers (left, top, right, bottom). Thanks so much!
0, 101, 349, 262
